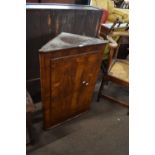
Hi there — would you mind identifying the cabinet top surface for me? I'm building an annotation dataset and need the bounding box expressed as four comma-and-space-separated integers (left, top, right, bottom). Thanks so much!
39, 32, 107, 52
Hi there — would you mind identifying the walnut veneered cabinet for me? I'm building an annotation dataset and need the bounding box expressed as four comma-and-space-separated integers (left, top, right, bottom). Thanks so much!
39, 32, 107, 129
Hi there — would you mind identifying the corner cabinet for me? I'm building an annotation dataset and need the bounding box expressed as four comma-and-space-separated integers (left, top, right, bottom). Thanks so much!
39, 32, 107, 129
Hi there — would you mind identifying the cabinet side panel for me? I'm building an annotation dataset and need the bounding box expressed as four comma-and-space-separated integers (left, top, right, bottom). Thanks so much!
39, 53, 52, 129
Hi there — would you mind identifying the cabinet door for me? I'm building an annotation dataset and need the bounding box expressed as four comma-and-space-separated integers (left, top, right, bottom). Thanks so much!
50, 54, 84, 125
50, 52, 101, 125
77, 52, 102, 111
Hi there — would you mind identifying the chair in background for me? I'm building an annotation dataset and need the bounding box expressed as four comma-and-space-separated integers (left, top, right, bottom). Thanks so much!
97, 31, 129, 107
99, 18, 129, 39
98, 19, 129, 74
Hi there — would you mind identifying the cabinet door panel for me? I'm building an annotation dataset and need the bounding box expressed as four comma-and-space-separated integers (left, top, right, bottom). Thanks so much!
77, 52, 102, 111
50, 55, 85, 124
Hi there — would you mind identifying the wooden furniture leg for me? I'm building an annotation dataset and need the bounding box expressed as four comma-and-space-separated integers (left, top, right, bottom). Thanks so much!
97, 76, 107, 102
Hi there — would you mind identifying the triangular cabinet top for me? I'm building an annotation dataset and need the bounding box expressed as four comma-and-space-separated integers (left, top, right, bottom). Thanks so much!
39, 32, 107, 53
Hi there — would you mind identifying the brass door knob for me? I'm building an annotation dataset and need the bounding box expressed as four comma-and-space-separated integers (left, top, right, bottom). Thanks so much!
85, 82, 89, 86
82, 81, 86, 84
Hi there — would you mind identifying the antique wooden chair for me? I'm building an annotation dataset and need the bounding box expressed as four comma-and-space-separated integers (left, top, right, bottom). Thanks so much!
97, 31, 129, 107
99, 19, 129, 65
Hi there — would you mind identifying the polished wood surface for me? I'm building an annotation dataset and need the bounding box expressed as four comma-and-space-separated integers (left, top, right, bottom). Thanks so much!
39, 32, 106, 128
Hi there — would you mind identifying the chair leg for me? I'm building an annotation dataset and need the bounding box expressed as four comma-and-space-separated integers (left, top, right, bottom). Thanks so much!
101, 94, 129, 107
97, 76, 107, 102
97, 78, 129, 108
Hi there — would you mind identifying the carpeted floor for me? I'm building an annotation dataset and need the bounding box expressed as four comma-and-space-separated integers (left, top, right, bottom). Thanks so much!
27, 79, 129, 155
